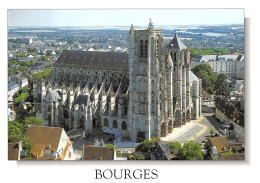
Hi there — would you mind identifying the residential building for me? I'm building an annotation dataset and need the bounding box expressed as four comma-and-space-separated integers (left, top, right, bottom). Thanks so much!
8, 141, 26, 160
25, 125, 73, 160
8, 82, 19, 101
215, 98, 244, 142
82, 145, 116, 160
8, 108, 16, 121
207, 136, 230, 160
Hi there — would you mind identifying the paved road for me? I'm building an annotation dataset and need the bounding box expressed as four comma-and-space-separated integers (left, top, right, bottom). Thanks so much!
193, 113, 221, 144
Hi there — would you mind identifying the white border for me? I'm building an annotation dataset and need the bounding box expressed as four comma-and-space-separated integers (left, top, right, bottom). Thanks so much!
2, 1, 260, 182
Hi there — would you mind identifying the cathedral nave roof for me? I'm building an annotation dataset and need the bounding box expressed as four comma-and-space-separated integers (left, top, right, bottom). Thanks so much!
55, 50, 129, 71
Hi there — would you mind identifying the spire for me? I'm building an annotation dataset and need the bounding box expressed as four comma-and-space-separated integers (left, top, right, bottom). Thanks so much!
129, 24, 134, 32
148, 18, 154, 29
167, 33, 187, 50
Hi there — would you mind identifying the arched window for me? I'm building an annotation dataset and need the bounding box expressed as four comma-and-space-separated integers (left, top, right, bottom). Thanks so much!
48, 105, 51, 112
122, 121, 127, 130
139, 40, 143, 58
151, 80, 156, 94
144, 40, 148, 58
104, 118, 109, 127
138, 79, 143, 93
64, 110, 69, 118
113, 120, 118, 129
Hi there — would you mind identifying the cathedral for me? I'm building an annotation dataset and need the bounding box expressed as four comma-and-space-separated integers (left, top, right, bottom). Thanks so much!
34, 20, 202, 141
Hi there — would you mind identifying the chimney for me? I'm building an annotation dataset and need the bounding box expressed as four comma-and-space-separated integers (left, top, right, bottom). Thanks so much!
48, 144, 51, 149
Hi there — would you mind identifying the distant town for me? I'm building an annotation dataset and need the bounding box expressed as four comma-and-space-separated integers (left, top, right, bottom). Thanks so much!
8, 23, 244, 161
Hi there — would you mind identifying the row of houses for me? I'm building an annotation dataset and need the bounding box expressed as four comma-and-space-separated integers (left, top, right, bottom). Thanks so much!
206, 136, 244, 160
8, 76, 28, 101
215, 98, 245, 142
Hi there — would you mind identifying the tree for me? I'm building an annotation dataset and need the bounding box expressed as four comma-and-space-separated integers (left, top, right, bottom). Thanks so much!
32, 68, 52, 81
136, 154, 145, 160
177, 141, 203, 160
8, 121, 23, 142
210, 128, 215, 136
23, 116, 43, 127
22, 136, 34, 158
106, 144, 114, 148
135, 140, 153, 152
135, 138, 158, 153
127, 154, 136, 160
168, 141, 182, 155
215, 73, 230, 98
192, 64, 217, 94
204, 143, 213, 160
39, 56, 48, 61
15, 92, 29, 102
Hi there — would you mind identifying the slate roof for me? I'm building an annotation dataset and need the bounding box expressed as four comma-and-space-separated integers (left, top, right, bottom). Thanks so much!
189, 70, 200, 83
83, 146, 114, 160
93, 139, 106, 147
196, 54, 244, 63
45, 90, 61, 103
8, 142, 20, 160
73, 94, 89, 106
167, 33, 187, 50
55, 50, 129, 71
8, 82, 19, 91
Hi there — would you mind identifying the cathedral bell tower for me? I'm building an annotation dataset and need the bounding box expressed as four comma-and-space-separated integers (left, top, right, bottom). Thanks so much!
167, 33, 191, 127
128, 20, 165, 141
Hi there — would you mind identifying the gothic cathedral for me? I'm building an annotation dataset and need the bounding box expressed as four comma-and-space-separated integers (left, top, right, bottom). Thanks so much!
34, 20, 202, 141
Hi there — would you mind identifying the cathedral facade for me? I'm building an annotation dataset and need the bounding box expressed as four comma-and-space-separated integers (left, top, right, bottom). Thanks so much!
34, 21, 202, 141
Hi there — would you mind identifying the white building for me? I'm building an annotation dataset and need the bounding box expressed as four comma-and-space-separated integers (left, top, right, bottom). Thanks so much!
8, 82, 19, 101
192, 54, 245, 79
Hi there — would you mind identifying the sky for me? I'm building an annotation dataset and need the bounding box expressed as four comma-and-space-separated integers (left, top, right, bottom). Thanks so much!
8, 9, 244, 27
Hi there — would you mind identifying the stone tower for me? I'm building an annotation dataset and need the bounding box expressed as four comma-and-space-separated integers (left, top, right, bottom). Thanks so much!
128, 20, 166, 141
167, 33, 192, 126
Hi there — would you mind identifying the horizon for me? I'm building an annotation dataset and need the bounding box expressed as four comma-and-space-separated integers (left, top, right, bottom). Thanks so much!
8, 9, 244, 27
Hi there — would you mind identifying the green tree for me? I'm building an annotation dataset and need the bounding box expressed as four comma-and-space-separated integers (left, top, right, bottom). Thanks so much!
106, 144, 114, 148
39, 56, 48, 61
135, 140, 153, 152
8, 121, 23, 142
32, 68, 52, 81
135, 138, 158, 153
210, 128, 215, 135
168, 141, 182, 155
55, 50, 62, 54
15, 92, 29, 102
127, 154, 136, 160
22, 136, 34, 158
192, 63, 217, 94
204, 143, 213, 160
177, 141, 203, 160
136, 154, 145, 160
23, 116, 44, 127
215, 73, 230, 98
